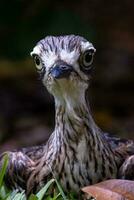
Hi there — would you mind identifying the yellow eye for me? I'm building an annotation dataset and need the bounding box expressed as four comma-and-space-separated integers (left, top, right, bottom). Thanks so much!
35, 56, 40, 65
33, 55, 42, 70
80, 49, 95, 70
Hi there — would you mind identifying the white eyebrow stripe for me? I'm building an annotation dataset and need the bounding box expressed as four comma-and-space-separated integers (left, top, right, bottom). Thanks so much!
30, 46, 42, 56
81, 41, 96, 52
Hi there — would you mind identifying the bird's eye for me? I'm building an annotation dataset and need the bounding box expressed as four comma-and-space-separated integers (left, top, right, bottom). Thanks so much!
80, 49, 94, 70
33, 55, 42, 70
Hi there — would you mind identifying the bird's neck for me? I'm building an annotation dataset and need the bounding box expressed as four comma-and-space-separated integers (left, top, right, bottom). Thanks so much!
44, 92, 126, 183
50, 93, 122, 177
54, 92, 109, 150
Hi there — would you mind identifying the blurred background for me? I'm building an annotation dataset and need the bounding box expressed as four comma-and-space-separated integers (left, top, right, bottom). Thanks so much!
0, 0, 134, 153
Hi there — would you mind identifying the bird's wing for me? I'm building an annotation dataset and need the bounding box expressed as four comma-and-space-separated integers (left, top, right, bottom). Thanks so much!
0, 151, 35, 190
21, 145, 45, 161
103, 132, 134, 155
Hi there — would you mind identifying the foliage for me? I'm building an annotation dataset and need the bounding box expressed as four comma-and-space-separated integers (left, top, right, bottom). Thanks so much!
0, 155, 77, 200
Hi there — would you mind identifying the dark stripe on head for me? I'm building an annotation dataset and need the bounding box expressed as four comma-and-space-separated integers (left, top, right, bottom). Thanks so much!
37, 35, 88, 54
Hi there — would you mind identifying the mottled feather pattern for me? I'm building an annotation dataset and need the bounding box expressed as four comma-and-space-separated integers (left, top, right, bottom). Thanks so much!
37, 35, 87, 55
0, 35, 134, 196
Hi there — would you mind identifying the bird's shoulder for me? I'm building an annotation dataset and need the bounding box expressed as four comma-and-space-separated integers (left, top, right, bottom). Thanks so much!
103, 132, 134, 155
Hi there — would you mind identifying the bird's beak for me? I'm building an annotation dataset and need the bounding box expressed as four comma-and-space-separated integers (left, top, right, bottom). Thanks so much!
50, 62, 73, 79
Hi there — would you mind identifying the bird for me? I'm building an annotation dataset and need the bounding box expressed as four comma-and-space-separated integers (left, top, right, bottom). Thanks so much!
0, 35, 134, 196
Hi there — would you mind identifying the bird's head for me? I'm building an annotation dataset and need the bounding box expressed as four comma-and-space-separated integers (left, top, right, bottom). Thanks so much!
31, 35, 96, 103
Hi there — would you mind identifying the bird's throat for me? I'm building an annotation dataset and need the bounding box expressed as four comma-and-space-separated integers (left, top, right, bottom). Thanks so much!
54, 93, 104, 149
55, 93, 91, 133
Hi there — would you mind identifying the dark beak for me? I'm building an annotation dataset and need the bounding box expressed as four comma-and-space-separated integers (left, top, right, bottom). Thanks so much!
50, 62, 73, 79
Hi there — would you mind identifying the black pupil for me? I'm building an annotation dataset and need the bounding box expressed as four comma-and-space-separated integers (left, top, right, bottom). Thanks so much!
85, 52, 92, 63
35, 56, 40, 65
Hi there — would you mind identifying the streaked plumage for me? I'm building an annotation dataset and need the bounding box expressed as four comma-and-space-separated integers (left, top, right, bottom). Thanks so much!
0, 35, 134, 196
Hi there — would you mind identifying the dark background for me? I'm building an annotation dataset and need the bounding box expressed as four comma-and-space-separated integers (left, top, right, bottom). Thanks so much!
0, 0, 134, 152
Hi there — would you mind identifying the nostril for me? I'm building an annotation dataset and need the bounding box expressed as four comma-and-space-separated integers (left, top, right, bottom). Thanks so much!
61, 65, 69, 70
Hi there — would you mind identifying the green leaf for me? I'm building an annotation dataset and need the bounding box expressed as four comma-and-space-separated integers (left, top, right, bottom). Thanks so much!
36, 179, 55, 200
28, 194, 38, 200
0, 154, 8, 188
54, 179, 67, 200
11, 191, 25, 200
53, 193, 61, 200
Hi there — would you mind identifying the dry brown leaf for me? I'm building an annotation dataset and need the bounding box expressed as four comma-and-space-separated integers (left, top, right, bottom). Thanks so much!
81, 179, 134, 200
